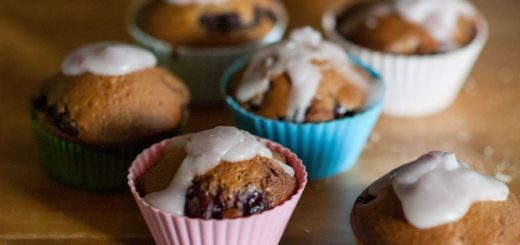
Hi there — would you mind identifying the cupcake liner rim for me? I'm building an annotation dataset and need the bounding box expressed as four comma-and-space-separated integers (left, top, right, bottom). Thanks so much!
127, 137, 307, 222
126, 0, 289, 55
32, 115, 137, 190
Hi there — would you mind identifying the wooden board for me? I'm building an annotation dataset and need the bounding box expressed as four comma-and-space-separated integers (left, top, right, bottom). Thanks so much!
0, 0, 518, 244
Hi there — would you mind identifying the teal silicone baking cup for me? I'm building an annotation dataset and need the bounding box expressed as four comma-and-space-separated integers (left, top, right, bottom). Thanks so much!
127, 0, 288, 105
31, 117, 139, 191
221, 55, 384, 179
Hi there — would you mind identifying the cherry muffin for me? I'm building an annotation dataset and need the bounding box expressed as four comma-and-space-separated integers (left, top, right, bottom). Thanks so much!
223, 27, 384, 179
138, 126, 297, 218
128, 0, 288, 104
334, 0, 478, 54
128, 126, 307, 245
31, 42, 189, 190
351, 151, 520, 244
137, 0, 284, 47
323, 0, 488, 117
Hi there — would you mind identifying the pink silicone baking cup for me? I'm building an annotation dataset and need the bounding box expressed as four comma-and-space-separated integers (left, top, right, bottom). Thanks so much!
128, 137, 308, 245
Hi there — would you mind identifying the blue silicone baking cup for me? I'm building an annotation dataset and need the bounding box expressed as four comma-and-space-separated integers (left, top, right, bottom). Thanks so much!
221, 54, 384, 179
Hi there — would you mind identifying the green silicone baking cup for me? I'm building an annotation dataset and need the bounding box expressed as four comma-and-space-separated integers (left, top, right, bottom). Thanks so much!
31, 118, 140, 191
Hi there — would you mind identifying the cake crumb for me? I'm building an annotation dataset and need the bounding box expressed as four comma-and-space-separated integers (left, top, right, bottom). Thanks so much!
463, 77, 478, 95
495, 172, 512, 183
494, 158, 517, 183
370, 132, 381, 143
483, 146, 494, 157
456, 131, 471, 142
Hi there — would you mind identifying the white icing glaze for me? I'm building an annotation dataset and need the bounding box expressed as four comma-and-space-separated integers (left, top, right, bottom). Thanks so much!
163, 0, 228, 6
235, 27, 368, 122
371, 0, 476, 48
368, 151, 509, 229
144, 126, 294, 216
61, 42, 157, 76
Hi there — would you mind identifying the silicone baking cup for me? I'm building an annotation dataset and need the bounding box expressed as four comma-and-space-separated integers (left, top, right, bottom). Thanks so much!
323, 6, 488, 117
128, 137, 307, 245
31, 117, 138, 191
221, 55, 384, 179
127, 0, 288, 105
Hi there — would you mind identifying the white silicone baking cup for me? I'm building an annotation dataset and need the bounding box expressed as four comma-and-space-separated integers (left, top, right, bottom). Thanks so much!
323, 7, 489, 117
127, 0, 288, 105
128, 137, 307, 245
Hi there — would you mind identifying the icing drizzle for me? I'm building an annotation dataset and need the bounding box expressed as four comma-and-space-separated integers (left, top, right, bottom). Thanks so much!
369, 151, 509, 229
144, 126, 294, 216
235, 27, 367, 122
61, 42, 157, 76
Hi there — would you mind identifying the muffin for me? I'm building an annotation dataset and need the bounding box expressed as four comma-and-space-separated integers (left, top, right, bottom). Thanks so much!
128, 126, 307, 244
323, 0, 488, 117
351, 151, 520, 245
137, 0, 283, 47
31, 42, 190, 190
335, 0, 478, 54
223, 27, 384, 179
234, 26, 372, 123
128, 0, 288, 104
138, 126, 297, 218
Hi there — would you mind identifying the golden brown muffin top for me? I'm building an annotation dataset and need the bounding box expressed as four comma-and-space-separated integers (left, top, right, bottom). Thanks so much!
138, 136, 296, 219
137, 0, 283, 47
33, 67, 189, 147
233, 27, 373, 123
351, 185, 520, 245
336, 0, 477, 54
239, 65, 368, 122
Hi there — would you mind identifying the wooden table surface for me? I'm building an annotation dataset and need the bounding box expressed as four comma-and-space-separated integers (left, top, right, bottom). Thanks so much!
1, 0, 519, 244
